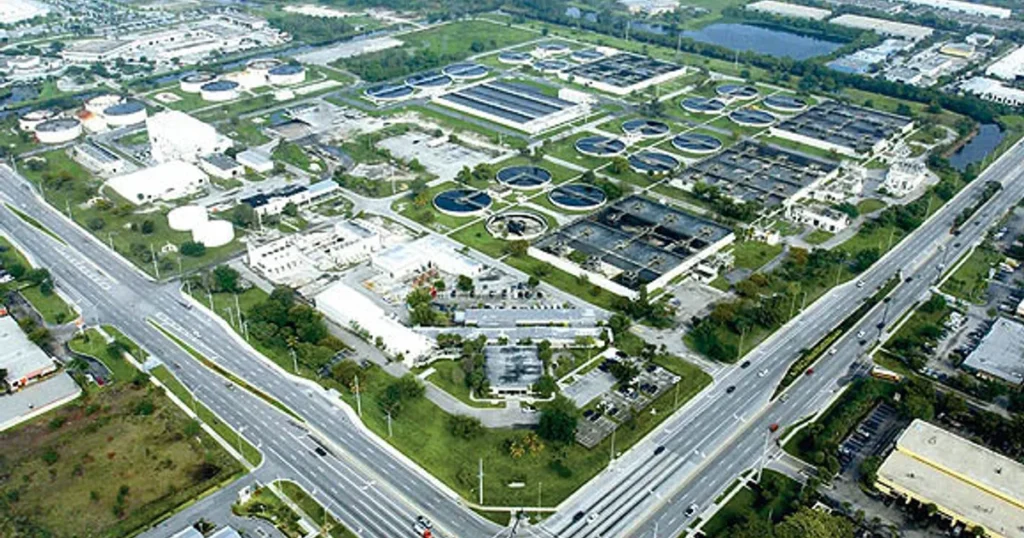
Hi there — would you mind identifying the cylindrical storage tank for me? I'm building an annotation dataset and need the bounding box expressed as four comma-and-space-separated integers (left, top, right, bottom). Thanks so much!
200, 80, 240, 102
35, 118, 82, 144
192, 220, 234, 247
268, 64, 306, 86
84, 94, 124, 115
18, 109, 58, 132
246, 58, 283, 79
168, 205, 209, 231
180, 71, 218, 93
103, 99, 147, 127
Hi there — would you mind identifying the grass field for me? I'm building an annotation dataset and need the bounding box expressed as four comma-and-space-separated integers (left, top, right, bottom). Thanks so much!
504, 253, 622, 311
0, 236, 76, 324
427, 360, 503, 408
941, 246, 1001, 304
278, 481, 357, 538
68, 328, 137, 383
0, 381, 242, 537
731, 241, 783, 271
856, 198, 886, 215
804, 230, 834, 245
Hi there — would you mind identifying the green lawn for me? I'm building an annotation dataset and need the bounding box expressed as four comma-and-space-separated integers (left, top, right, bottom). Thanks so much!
0, 236, 76, 324
449, 220, 509, 258
428, 360, 503, 408
941, 246, 1001, 304
68, 328, 137, 383
0, 379, 242, 538
278, 481, 357, 538
505, 254, 622, 311
856, 198, 886, 215
731, 241, 783, 271
805, 230, 834, 245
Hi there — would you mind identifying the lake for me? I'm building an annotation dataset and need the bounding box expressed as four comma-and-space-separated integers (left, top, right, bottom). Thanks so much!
680, 23, 844, 61
949, 123, 1005, 172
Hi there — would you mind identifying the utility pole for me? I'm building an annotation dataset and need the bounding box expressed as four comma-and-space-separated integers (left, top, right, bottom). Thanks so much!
207, 289, 214, 310
234, 293, 242, 324
737, 326, 748, 362
177, 256, 183, 278
537, 482, 542, 512
610, 429, 616, 465
290, 348, 298, 373
673, 382, 680, 407
237, 425, 246, 458
387, 411, 393, 438
757, 431, 771, 483
150, 244, 160, 279
107, 232, 114, 251
354, 375, 363, 417
478, 458, 484, 505
65, 199, 71, 218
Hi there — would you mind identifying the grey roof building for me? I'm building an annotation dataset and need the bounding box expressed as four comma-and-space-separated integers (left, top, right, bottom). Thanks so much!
961, 317, 1024, 386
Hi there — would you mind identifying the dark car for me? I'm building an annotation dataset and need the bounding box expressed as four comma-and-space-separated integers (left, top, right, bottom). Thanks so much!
654, 445, 666, 455
726, 385, 736, 394
740, 361, 751, 368
573, 512, 585, 523
314, 446, 327, 457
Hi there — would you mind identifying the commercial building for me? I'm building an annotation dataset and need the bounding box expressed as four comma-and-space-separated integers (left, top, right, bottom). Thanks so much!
372, 235, 484, 281
897, 0, 1010, 19
0, 315, 56, 391
72, 143, 127, 176
671, 140, 841, 207
199, 153, 244, 180
147, 111, 230, 164
106, 160, 208, 205
62, 40, 133, 64
315, 282, 433, 366
237, 147, 275, 173
240, 180, 340, 217
485, 346, 543, 397
961, 77, 1024, 107
986, 46, 1024, 81
787, 203, 851, 233
562, 53, 687, 96
530, 195, 734, 299
876, 420, 1024, 538
435, 81, 590, 135
961, 317, 1024, 387
618, 0, 678, 15
458, 307, 604, 328
771, 101, 914, 158
247, 220, 383, 286
746, 0, 832, 20
883, 160, 930, 197
830, 14, 933, 41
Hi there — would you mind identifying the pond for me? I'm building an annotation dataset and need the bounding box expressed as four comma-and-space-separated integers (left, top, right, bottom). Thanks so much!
680, 23, 844, 61
949, 123, 1005, 172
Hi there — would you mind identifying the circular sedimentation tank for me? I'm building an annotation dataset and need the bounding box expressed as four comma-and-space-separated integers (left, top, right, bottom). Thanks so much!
498, 51, 532, 65
405, 71, 452, 89
548, 184, 607, 211
534, 59, 571, 73
443, 62, 488, 80
763, 94, 808, 113
496, 165, 553, 190
433, 189, 493, 216
671, 132, 723, 155
535, 42, 570, 56
364, 83, 414, 101
574, 135, 626, 157
716, 84, 759, 100
84, 94, 124, 115
180, 71, 217, 93
200, 80, 240, 102
622, 118, 670, 139
628, 150, 679, 175
729, 108, 777, 127
681, 97, 726, 114
35, 117, 82, 144
485, 211, 549, 240
103, 99, 147, 126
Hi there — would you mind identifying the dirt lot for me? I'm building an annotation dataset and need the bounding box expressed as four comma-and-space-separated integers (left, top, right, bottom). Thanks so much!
0, 380, 241, 538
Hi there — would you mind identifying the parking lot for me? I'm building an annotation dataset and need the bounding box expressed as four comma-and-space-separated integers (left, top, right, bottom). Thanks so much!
837, 402, 902, 474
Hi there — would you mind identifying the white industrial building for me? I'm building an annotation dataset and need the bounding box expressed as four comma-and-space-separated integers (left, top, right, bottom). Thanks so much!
897, 0, 1010, 19
830, 14, 933, 41
237, 147, 275, 173
986, 46, 1024, 81
247, 220, 383, 285
961, 317, 1024, 387
72, 143, 127, 176
883, 160, 930, 197
746, 0, 832, 20
315, 282, 433, 366
199, 153, 244, 180
147, 111, 231, 164
617, 0, 678, 15
241, 181, 340, 217
961, 77, 1024, 107
372, 235, 484, 281
0, 315, 57, 391
787, 203, 851, 233
106, 160, 208, 205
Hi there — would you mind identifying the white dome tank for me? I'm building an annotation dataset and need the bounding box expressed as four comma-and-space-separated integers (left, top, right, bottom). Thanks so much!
168, 205, 208, 231
192, 219, 234, 247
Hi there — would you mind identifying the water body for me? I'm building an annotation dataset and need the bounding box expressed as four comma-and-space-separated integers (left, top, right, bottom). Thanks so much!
680, 23, 844, 61
949, 123, 1005, 172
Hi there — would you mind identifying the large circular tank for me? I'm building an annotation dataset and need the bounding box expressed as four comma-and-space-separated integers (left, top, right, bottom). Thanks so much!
200, 80, 240, 102
575, 135, 626, 157
622, 119, 670, 139
548, 184, 607, 211
433, 189, 492, 217
485, 211, 549, 241
716, 84, 759, 101
496, 165, 553, 190
246, 58, 283, 78
681, 97, 726, 114
763, 94, 808, 113
180, 71, 218, 93
729, 108, 777, 127
268, 64, 306, 86
103, 99, 147, 127
628, 150, 679, 175
35, 118, 82, 144
191, 219, 234, 248
443, 62, 488, 81
364, 84, 414, 101
18, 108, 58, 132
168, 205, 209, 232
84, 94, 124, 115
498, 51, 532, 65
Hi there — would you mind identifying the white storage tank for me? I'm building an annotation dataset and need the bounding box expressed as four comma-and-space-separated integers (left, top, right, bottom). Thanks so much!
18, 109, 58, 132
191, 219, 234, 247
180, 71, 218, 93
103, 99, 147, 127
268, 63, 306, 86
168, 205, 209, 231
200, 80, 240, 102
84, 94, 124, 115
246, 58, 283, 79
35, 118, 82, 144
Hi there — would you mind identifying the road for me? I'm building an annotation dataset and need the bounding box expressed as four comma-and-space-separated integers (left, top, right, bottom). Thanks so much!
533, 138, 1024, 538
0, 167, 502, 538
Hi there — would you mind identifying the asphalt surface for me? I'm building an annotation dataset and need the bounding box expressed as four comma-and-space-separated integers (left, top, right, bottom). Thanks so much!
533, 138, 1024, 538
1, 136, 1021, 538
0, 166, 502, 538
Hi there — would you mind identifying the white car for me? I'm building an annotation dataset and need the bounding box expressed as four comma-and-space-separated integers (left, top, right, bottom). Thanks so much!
829, 347, 838, 355
586, 512, 600, 524
856, 280, 866, 288
856, 330, 866, 338
685, 503, 699, 517
758, 369, 769, 378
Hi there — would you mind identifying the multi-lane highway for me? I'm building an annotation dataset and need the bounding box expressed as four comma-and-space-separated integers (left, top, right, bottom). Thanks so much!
1, 136, 1021, 538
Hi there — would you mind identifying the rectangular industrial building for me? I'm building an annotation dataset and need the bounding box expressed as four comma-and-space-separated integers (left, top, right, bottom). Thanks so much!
106, 160, 208, 205
485, 345, 543, 396
830, 14, 933, 41
530, 195, 734, 299
771, 101, 914, 157
247, 220, 383, 286
72, 143, 126, 176
986, 45, 1024, 81
562, 53, 687, 96
960, 317, 1024, 386
898, 0, 1010, 19
435, 81, 589, 135
671, 140, 840, 207
372, 235, 484, 280
458, 307, 603, 328
962, 77, 1024, 107
876, 420, 1024, 538
0, 315, 56, 390
746, 0, 832, 20
147, 110, 231, 164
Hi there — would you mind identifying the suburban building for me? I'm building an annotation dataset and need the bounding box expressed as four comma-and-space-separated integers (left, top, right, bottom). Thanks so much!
746, 0, 832, 20
106, 161, 209, 205
986, 46, 1024, 81
961, 317, 1024, 387
961, 77, 1024, 107
883, 160, 930, 197
147, 111, 231, 164
457, 307, 604, 328
372, 235, 484, 281
876, 420, 1024, 538
0, 315, 57, 391
240, 180, 339, 217
829, 14, 933, 41
787, 204, 851, 233
199, 153, 244, 180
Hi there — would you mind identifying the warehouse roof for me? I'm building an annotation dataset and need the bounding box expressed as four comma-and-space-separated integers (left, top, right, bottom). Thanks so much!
830, 14, 933, 41
746, 0, 832, 20
962, 317, 1024, 385
459, 307, 603, 327
0, 315, 54, 384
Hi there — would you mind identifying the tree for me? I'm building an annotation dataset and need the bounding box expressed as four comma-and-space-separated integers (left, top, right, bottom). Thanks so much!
180, 241, 206, 257
140, 219, 155, 235
449, 414, 483, 439
282, 202, 299, 218
232, 204, 256, 228
532, 375, 558, 397
212, 265, 240, 293
538, 395, 579, 444
774, 507, 854, 538
457, 275, 474, 293
25, 268, 50, 286
330, 360, 360, 389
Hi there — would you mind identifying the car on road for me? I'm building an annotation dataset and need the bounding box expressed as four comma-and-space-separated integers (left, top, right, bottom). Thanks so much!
573, 511, 585, 523
769, 423, 779, 432
314, 446, 327, 457
587, 512, 600, 524
726, 385, 736, 394
654, 445, 666, 455
740, 360, 751, 368
829, 347, 838, 355
416, 516, 433, 530
856, 280, 865, 288
856, 330, 866, 338
859, 339, 868, 346
685, 503, 699, 517
905, 276, 914, 282
805, 368, 814, 376
758, 369, 768, 378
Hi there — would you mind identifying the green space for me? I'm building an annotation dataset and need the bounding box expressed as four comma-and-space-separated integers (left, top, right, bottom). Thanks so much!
941, 245, 1002, 304
116, 130, 150, 147
0, 236, 76, 324
273, 140, 322, 172
68, 328, 137, 383
701, 471, 801, 538
856, 198, 885, 215
886, 294, 954, 371
396, 104, 529, 149
731, 241, 782, 271
233, 485, 305, 538
758, 135, 843, 162
0, 375, 242, 538
545, 132, 617, 172
17, 150, 242, 277
449, 220, 508, 259
103, 324, 148, 361
427, 360, 504, 408
278, 481, 357, 538
505, 253, 621, 311
395, 181, 479, 233
804, 230, 833, 245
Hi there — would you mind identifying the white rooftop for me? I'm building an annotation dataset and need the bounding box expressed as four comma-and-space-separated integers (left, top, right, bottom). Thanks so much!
830, 14, 933, 41
986, 46, 1024, 81
0, 315, 53, 384
106, 160, 208, 205
746, 0, 832, 20
373, 235, 483, 280
962, 317, 1024, 385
